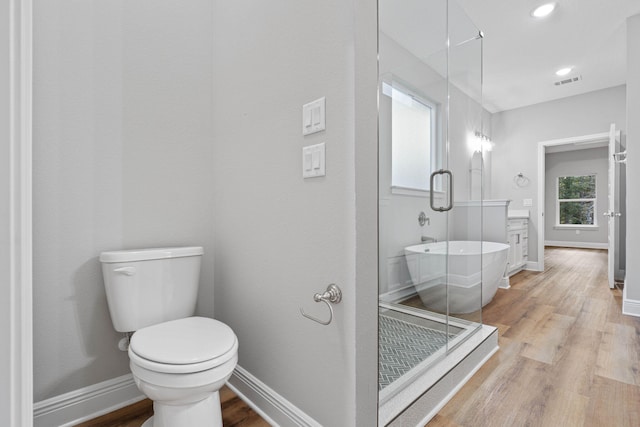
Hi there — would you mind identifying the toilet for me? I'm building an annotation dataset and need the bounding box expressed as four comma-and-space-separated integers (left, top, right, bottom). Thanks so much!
100, 246, 238, 427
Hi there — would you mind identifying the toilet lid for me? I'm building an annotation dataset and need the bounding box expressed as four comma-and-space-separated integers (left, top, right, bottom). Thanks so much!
129, 317, 237, 373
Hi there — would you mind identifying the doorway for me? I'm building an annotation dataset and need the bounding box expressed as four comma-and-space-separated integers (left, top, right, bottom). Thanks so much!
536, 125, 625, 287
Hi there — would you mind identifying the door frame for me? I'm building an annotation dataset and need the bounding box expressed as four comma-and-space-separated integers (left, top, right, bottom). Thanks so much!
3, 0, 33, 425
536, 128, 619, 273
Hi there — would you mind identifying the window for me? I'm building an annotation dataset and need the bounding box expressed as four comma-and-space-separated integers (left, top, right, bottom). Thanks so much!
383, 82, 438, 193
556, 174, 597, 226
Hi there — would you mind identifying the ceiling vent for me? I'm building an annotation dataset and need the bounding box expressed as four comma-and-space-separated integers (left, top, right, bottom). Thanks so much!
554, 75, 582, 86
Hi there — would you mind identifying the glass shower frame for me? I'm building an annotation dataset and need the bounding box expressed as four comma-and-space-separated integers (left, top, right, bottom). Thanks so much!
377, 0, 486, 423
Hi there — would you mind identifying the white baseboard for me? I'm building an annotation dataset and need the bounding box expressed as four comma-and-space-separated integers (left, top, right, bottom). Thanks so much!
33, 374, 144, 427
498, 276, 510, 289
545, 241, 608, 250
622, 282, 640, 317
379, 285, 417, 304
525, 261, 541, 272
227, 365, 321, 427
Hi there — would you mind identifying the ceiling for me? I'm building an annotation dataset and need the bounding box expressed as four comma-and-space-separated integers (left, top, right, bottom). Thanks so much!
380, 0, 640, 113
457, 0, 640, 112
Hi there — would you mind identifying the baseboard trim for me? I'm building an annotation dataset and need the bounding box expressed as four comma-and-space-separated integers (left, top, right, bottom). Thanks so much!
379, 285, 417, 304
228, 365, 322, 427
622, 283, 640, 317
545, 241, 608, 250
33, 374, 144, 427
525, 261, 541, 272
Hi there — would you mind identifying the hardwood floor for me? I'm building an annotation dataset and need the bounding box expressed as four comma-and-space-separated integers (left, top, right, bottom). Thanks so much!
428, 247, 640, 427
75, 385, 269, 427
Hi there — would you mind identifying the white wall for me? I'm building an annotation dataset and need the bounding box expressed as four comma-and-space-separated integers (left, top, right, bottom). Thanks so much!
491, 85, 626, 263
626, 14, 640, 302
33, 0, 214, 402
544, 147, 608, 245
211, 2, 377, 425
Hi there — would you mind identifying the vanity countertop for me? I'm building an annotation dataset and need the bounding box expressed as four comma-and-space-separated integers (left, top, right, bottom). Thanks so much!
508, 209, 530, 219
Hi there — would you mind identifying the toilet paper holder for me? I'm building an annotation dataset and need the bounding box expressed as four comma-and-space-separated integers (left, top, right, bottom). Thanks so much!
300, 284, 342, 325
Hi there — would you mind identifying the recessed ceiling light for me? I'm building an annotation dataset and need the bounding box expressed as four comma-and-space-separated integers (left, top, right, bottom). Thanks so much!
531, 3, 557, 18
555, 67, 573, 76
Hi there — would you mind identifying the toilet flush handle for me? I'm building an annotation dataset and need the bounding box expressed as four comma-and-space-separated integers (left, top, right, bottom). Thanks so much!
113, 266, 136, 276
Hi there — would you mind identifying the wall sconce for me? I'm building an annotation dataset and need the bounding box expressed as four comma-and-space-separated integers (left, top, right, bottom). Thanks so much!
474, 131, 493, 152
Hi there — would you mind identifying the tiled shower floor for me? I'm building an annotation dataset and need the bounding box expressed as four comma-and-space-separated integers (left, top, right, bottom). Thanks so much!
378, 313, 453, 390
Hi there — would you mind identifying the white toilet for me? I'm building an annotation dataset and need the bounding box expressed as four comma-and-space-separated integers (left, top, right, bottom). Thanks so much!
100, 246, 238, 427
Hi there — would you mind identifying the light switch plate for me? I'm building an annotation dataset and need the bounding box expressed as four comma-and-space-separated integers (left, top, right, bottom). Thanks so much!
302, 143, 325, 178
302, 97, 326, 136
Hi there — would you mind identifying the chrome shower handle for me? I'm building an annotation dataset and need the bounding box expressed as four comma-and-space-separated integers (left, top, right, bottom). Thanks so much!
430, 169, 454, 212
300, 284, 342, 325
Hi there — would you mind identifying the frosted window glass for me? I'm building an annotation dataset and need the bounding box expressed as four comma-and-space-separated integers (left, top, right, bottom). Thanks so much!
387, 84, 433, 191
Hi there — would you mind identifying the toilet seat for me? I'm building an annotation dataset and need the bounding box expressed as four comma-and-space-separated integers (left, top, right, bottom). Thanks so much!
129, 316, 237, 374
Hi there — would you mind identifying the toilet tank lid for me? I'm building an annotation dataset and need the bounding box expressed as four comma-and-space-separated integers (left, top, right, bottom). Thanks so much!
99, 246, 203, 263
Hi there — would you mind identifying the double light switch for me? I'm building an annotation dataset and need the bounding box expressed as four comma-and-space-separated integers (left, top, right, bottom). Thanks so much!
302, 97, 326, 136
302, 143, 325, 178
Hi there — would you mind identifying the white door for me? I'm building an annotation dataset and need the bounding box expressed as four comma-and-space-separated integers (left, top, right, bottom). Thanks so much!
606, 123, 620, 289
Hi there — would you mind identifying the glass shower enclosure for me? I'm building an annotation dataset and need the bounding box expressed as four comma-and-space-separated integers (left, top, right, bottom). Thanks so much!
378, 0, 487, 423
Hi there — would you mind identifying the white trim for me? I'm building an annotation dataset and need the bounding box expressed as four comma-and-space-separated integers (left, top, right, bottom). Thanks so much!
391, 186, 445, 199
622, 283, 640, 317
544, 241, 608, 250
455, 199, 510, 207
537, 130, 619, 274
6, 0, 33, 426
378, 285, 417, 304
227, 365, 322, 427
553, 225, 599, 230
498, 276, 510, 289
525, 261, 541, 272
33, 374, 144, 427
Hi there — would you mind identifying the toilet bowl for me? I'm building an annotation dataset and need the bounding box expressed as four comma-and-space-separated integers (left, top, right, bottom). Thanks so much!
128, 317, 238, 427
99, 247, 238, 427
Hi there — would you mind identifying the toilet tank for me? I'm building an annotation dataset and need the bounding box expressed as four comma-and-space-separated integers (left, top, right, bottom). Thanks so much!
100, 246, 203, 332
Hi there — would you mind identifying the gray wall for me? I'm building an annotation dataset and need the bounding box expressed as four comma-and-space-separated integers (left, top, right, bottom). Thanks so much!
626, 14, 640, 301
33, 0, 215, 402
491, 85, 626, 263
544, 147, 608, 245
211, 1, 377, 425
1, 0, 12, 421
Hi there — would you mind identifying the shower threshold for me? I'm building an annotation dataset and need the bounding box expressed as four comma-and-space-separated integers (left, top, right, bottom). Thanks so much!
378, 302, 498, 426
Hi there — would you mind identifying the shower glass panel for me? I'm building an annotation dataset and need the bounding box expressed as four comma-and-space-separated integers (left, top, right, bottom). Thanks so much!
378, 0, 485, 423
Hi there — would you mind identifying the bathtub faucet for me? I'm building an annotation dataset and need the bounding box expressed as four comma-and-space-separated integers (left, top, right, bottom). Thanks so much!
421, 236, 437, 243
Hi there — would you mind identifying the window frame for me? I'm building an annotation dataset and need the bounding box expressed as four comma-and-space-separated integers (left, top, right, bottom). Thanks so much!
382, 80, 442, 196
555, 174, 598, 228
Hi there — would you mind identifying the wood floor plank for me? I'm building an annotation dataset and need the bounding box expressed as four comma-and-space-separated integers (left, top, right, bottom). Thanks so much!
585, 375, 640, 427
596, 322, 640, 386
549, 326, 602, 397
519, 312, 574, 364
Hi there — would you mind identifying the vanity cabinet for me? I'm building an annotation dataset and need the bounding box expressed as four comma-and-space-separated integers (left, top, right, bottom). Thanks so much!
507, 218, 528, 275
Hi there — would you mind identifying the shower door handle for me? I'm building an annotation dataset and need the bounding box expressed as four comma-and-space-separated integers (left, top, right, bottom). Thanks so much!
430, 169, 454, 212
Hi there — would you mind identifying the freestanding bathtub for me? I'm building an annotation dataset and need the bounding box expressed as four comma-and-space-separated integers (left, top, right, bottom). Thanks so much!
404, 241, 509, 314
